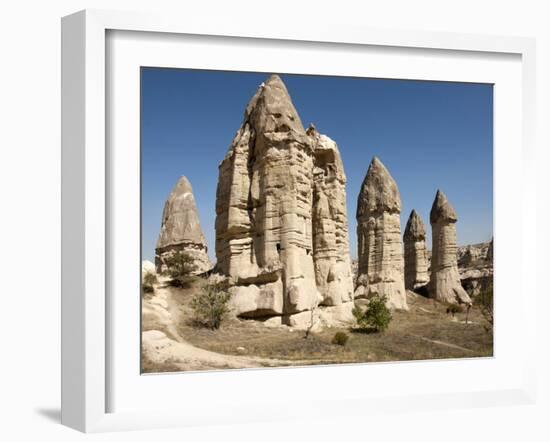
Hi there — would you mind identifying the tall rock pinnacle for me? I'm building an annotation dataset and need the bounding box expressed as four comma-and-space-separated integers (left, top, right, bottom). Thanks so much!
355, 157, 408, 310
215, 74, 354, 326
309, 127, 354, 307
403, 209, 429, 290
429, 190, 471, 304
155, 176, 211, 274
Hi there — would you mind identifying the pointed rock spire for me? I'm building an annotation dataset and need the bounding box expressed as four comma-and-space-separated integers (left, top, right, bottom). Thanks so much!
429, 190, 471, 304
403, 210, 429, 291
355, 156, 408, 310
430, 189, 457, 224
404, 209, 426, 241
244, 74, 306, 139
155, 176, 211, 274
357, 156, 401, 218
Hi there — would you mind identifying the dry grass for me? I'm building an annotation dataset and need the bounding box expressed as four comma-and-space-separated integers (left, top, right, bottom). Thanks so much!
141, 356, 183, 373
148, 279, 493, 371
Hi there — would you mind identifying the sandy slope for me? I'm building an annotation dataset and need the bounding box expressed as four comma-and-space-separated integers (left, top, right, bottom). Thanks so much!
142, 280, 293, 372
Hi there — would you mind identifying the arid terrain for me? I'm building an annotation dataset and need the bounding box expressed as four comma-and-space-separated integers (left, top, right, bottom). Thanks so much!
142, 275, 492, 373
141, 74, 493, 373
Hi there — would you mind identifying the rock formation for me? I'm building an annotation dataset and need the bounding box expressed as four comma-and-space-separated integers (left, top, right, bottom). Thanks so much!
155, 176, 211, 274
355, 157, 408, 310
403, 209, 429, 291
457, 240, 493, 296
458, 244, 483, 267
309, 126, 354, 307
429, 190, 471, 304
215, 74, 353, 325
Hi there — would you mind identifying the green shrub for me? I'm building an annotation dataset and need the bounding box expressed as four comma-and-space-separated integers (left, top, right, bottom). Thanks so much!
332, 331, 349, 346
190, 281, 231, 330
446, 303, 463, 317
353, 295, 392, 332
142, 273, 156, 292
143, 272, 157, 286
142, 283, 155, 294
163, 251, 198, 287
141, 272, 157, 295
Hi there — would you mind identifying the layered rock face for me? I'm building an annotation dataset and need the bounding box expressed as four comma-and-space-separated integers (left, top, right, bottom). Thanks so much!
355, 157, 408, 310
155, 176, 211, 274
309, 127, 354, 307
429, 190, 471, 304
215, 75, 353, 323
403, 209, 429, 291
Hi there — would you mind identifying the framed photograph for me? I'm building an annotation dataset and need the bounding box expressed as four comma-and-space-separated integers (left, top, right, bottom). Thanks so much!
61, 9, 537, 433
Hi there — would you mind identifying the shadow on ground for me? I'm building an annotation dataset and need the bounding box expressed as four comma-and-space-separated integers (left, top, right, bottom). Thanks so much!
35, 408, 61, 423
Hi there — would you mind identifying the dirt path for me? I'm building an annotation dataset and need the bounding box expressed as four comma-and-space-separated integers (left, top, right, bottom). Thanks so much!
143, 280, 312, 372
412, 335, 474, 353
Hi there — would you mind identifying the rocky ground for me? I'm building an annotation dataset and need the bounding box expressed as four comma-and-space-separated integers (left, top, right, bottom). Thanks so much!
142, 273, 493, 373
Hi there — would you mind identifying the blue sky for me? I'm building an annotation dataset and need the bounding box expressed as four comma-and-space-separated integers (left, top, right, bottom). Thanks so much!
141, 68, 493, 262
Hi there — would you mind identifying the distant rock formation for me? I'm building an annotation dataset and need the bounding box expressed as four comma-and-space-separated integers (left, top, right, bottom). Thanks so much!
215, 74, 354, 325
355, 157, 408, 310
429, 190, 471, 304
457, 240, 493, 296
403, 209, 429, 291
155, 176, 211, 274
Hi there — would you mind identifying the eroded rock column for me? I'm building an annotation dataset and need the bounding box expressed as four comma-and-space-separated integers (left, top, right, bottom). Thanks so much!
215, 75, 319, 320
155, 176, 211, 274
429, 190, 472, 304
215, 75, 354, 324
403, 209, 429, 291
309, 127, 354, 307
355, 157, 408, 310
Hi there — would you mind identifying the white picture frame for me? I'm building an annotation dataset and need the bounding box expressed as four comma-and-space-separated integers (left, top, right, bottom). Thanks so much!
61, 9, 537, 433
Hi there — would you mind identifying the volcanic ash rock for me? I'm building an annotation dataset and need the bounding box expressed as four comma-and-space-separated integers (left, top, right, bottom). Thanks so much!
215, 75, 354, 324
403, 209, 429, 291
429, 190, 471, 304
155, 176, 211, 274
355, 157, 408, 310
310, 127, 354, 306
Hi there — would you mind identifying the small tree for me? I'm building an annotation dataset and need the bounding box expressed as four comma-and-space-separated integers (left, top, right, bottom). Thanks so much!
353, 295, 392, 332
190, 281, 231, 330
476, 288, 493, 333
142, 272, 157, 294
446, 303, 463, 318
332, 331, 349, 346
304, 302, 318, 340
163, 251, 198, 287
